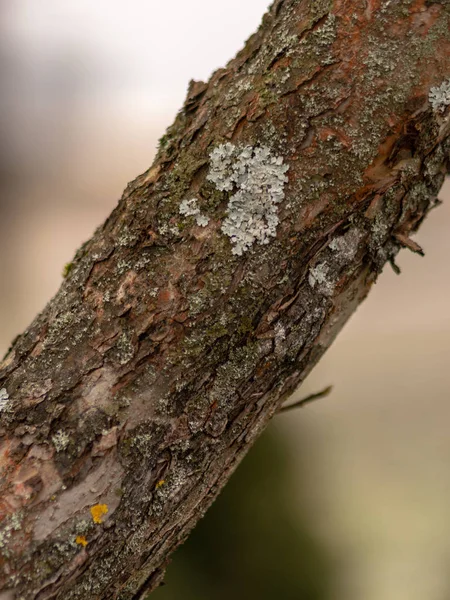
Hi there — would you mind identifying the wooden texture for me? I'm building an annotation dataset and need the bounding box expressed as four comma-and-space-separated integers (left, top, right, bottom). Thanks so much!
0, 1, 449, 598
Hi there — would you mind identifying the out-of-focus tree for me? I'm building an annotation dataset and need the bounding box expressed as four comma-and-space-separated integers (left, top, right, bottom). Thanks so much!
156, 427, 333, 600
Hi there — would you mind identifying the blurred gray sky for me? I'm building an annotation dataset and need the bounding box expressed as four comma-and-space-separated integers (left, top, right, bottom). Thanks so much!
2, 0, 270, 112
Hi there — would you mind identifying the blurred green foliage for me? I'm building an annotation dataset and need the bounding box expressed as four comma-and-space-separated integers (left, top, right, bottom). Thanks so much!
155, 426, 333, 600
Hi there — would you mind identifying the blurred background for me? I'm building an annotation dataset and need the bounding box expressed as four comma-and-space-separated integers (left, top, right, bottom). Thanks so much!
1, 2, 450, 599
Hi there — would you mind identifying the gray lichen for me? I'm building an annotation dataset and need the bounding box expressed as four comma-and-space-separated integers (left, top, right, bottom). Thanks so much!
116, 331, 135, 365
308, 262, 335, 296
0, 388, 10, 413
313, 13, 337, 49
0, 512, 23, 558
195, 214, 210, 227
179, 198, 210, 227
207, 143, 289, 255
329, 229, 362, 263
52, 430, 70, 452
429, 78, 450, 113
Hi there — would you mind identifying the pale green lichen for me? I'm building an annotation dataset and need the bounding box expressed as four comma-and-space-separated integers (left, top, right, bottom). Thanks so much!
0, 512, 23, 557
179, 198, 210, 227
329, 229, 362, 263
429, 78, 450, 113
207, 143, 289, 255
208, 341, 265, 408
313, 13, 337, 49
52, 430, 70, 452
116, 226, 139, 247
75, 520, 91, 535
129, 433, 154, 458
0, 388, 10, 413
308, 262, 335, 296
116, 331, 135, 365
157, 222, 180, 236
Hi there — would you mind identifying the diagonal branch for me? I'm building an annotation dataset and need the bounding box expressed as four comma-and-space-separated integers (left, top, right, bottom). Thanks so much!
0, 1, 449, 598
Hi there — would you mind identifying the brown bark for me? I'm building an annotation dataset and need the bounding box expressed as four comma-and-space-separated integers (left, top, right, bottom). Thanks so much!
1, 1, 449, 598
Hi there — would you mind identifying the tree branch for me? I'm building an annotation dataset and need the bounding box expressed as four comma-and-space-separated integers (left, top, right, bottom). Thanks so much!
0, 1, 449, 598
278, 385, 333, 413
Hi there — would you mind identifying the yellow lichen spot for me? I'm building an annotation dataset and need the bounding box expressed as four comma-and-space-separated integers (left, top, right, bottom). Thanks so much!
76, 535, 88, 547
90, 503, 108, 524
155, 480, 165, 490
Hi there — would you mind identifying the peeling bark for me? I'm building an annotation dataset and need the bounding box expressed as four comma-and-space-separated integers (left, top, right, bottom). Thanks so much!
0, 1, 449, 598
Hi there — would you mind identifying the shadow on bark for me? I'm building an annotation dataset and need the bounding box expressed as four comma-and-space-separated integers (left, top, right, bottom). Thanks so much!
154, 426, 334, 600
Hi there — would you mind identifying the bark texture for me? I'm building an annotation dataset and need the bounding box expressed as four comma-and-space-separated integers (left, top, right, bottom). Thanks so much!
1, 1, 450, 598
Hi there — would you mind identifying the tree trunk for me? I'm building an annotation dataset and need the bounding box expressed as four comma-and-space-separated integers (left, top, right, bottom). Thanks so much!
1, 1, 449, 598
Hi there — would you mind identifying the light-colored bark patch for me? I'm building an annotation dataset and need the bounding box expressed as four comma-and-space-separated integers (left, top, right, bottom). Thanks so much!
33, 450, 124, 541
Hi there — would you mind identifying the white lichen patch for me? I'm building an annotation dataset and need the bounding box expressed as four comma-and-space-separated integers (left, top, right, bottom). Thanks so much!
308, 262, 335, 296
314, 13, 337, 48
52, 430, 70, 452
274, 322, 287, 356
195, 214, 210, 227
207, 143, 289, 255
274, 321, 286, 343
116, 331, 135, 365
153, 465, 191, 505
0, 512, 23, 557
179, 198, 199, 217
429, 78, 450, 113
179, 198, 210, 227
224, 76, 254, 104
0, 388, 10, 413
329, 228, 362, 263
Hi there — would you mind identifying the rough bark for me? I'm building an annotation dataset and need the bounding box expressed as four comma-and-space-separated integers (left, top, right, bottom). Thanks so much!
1, 1, 449, 598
